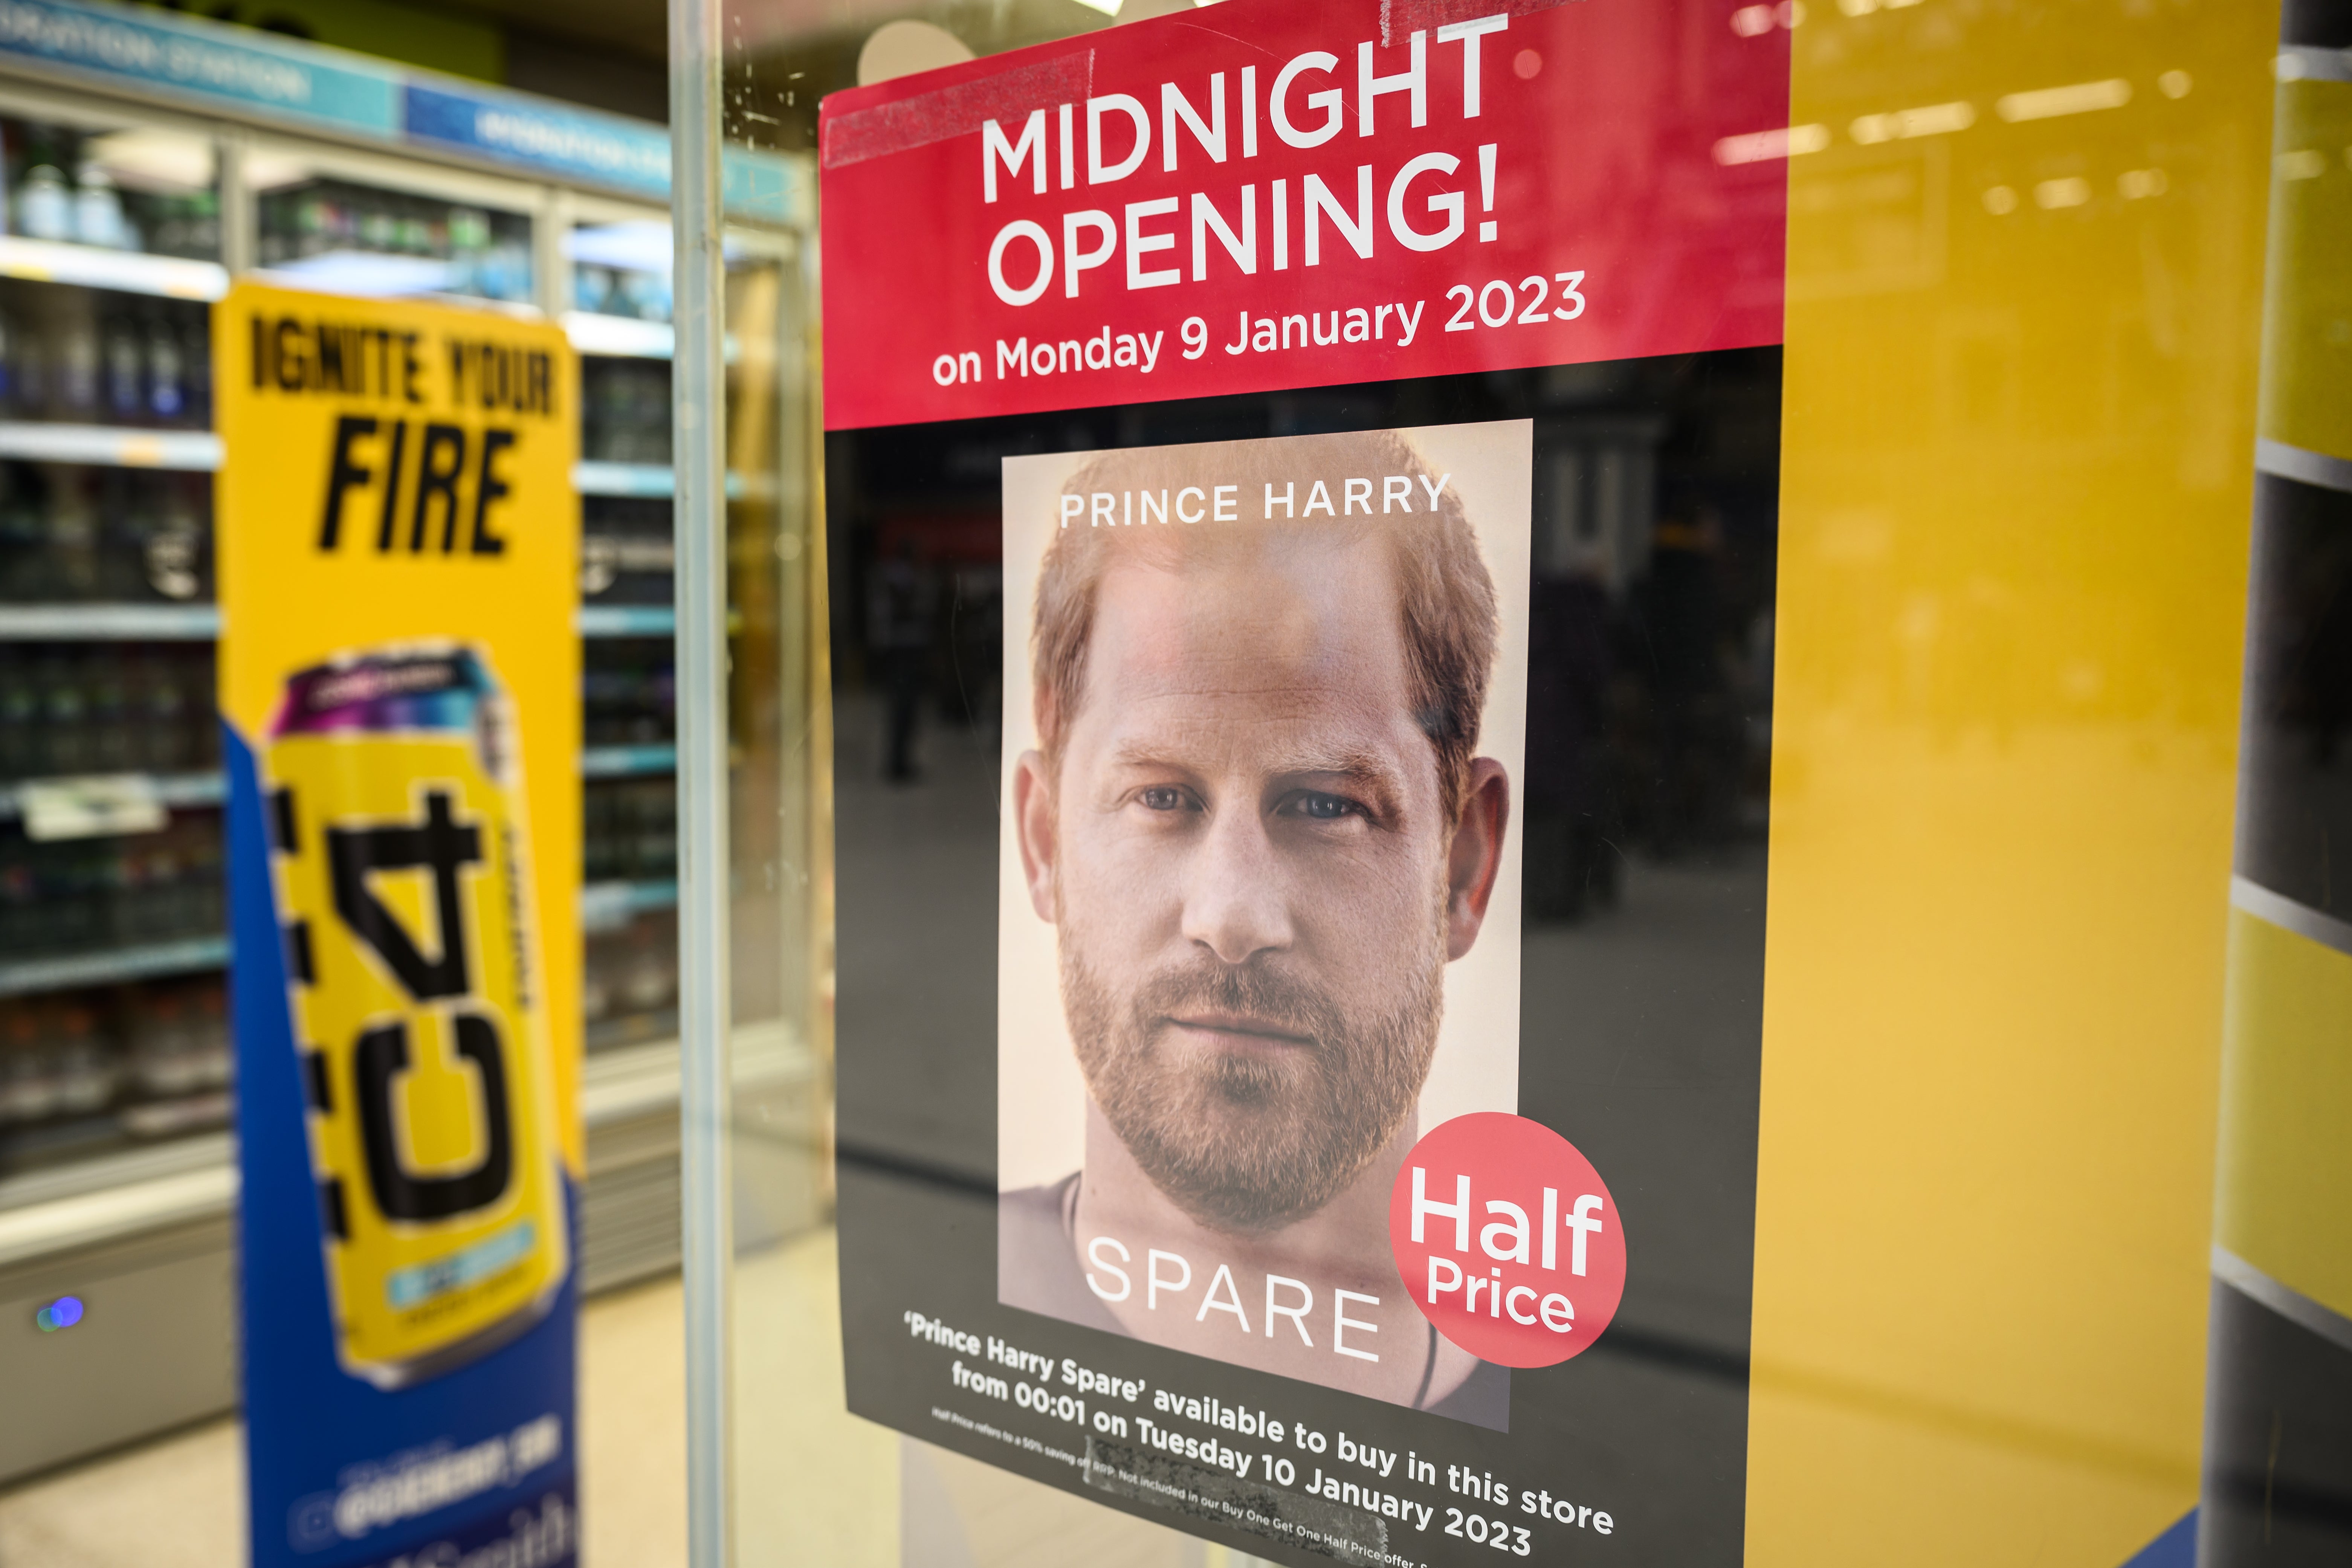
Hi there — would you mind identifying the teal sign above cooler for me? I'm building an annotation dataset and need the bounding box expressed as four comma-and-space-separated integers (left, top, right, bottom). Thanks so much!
0, 0, 803, 223
0, 0, 400, 131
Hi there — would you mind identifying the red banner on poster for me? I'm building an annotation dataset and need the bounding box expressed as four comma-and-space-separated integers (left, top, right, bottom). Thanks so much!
819, 0, 1788, 429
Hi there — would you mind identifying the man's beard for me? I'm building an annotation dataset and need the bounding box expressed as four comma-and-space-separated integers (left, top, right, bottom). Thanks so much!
1061, 914, 1445, 1236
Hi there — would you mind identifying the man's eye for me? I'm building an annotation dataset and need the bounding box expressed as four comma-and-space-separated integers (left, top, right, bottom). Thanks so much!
1291, 792, 1359, 821
1139, 787, 1190, 812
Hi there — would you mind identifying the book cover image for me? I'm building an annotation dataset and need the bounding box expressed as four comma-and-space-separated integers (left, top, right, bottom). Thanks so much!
994, 424, 1532, 1430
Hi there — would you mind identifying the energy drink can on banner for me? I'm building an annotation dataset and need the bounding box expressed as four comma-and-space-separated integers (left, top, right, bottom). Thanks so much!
264, 643, 568, 1389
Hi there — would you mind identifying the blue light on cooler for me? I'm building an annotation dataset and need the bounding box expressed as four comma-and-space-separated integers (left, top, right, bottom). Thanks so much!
35, 1295, 84, 1331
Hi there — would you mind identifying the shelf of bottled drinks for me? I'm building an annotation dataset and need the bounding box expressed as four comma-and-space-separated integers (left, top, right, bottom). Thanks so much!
0, 84, 758, 1194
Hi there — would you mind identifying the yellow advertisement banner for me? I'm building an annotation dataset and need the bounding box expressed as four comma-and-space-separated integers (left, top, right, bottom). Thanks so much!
217, 281, 580, 1386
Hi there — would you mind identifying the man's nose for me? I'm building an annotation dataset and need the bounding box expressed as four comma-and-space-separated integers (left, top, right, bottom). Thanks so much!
1180, 802, 1294, 965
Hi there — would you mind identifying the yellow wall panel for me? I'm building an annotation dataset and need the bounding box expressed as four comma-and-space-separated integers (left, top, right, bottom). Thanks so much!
1754, 2, 2276, 1561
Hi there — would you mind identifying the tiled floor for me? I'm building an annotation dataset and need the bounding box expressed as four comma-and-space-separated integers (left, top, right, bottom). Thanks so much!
0, 1268, 690, 1568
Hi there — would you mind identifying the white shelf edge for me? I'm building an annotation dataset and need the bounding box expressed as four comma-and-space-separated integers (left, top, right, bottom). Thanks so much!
574, 460, 674, 497
0, 935, 230, 998
577, 605, 675, 637
564, 311, 675, 359
0, 603, 221, 639
0, 237, 230, 303
580, 878, 678, 931
0, 424, 222, 470
0, 1162, 236, 1270
581, 745, 678, 777
0, 770, 225, 820
574, 463, 761, 502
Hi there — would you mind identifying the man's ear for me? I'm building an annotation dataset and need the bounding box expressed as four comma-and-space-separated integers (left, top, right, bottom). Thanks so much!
1445, 758, 1510, 961
1013, 748, 1058, 923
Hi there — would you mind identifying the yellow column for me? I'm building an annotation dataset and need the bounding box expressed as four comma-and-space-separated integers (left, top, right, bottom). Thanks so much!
2201, 12, 2352, 1563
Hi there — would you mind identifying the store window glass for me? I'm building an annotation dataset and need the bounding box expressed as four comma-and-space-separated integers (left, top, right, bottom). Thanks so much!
681, 0, 2282, 1566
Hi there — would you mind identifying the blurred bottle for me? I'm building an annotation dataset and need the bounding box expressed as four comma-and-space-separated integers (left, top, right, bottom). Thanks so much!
73, 164, 125, 251
86, 652, 130, 773
633, 364, 673, 462
449, 207, 489, 257
622, 916, 676, 1015
46, 489, 96, 595
619, 269, 672, 324
639, 779, 677, 879
581, 959, 611, 1026
185, 190, 220, 260
119, 829, 160, 942
15, 164, 70, 243
0, 850, 34, 957
0, 650, 36, 776
296, 195, 329, 259
575, 264, 614, 315
13, 309, 47, 415
56, 313, 98, 414
147, 315, 184, 422
481, 242, 530, 303
179, 648, 216, 769
0, 1010, 34, 1127
584, 782, 615, 882
180, 315, 210, 426
0, 470, 39, 600
182, 812, 222, 936
131, 650, 187, 771
190, 981, 229, 1089
52, 1006, 116, 1115
128, 985, 193, 1096
37, 652, 87, 774
104, 316, 142, 420
1, 1009, 60, 1124
142, 497, 203, 601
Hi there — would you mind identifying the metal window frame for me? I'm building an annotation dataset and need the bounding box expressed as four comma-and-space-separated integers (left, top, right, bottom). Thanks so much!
668, 2, 735, 1565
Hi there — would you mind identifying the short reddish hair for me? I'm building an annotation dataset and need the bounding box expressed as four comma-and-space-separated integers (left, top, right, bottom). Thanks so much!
1031, 430, 1499, 821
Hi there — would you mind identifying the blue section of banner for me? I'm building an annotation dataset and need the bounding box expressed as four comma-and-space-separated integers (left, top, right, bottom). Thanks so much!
405, 83, 802, 223
228, 726, 580, 1568
0, 0, 399, 133
403, 83, 670, 202
2120, 1509, 2196, 1568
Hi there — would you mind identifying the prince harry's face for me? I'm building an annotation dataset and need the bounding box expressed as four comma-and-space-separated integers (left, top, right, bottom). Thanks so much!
1015, 525, 1505, 1235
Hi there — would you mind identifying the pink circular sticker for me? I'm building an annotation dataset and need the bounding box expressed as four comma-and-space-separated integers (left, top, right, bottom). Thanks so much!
1387, 1113, 1626, 1368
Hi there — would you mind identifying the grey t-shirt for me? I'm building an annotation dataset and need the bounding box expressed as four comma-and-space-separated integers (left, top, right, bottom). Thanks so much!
999, 1172, 1509, 1430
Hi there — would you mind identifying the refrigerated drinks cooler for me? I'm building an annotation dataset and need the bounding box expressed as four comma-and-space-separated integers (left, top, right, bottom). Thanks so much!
0, 9, 817, 1483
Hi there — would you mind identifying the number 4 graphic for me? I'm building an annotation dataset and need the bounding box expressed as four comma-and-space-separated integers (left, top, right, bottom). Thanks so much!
322, 789, 515, 1221
327, 790, 480, 1000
